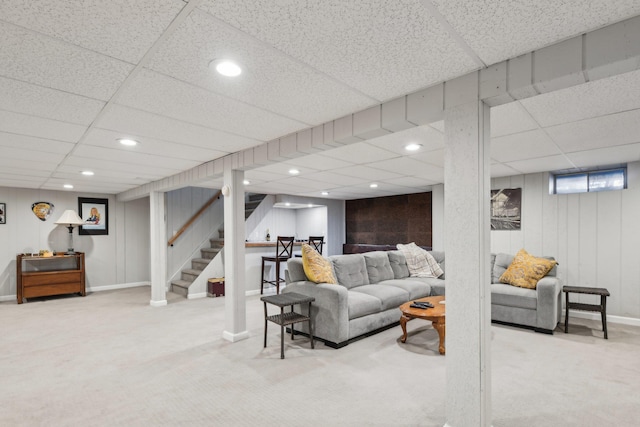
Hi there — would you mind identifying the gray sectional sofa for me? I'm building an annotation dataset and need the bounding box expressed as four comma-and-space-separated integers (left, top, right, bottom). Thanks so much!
284, 249, 561, 348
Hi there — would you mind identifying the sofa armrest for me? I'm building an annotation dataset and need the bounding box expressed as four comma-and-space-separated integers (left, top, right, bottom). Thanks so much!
283, 281, 349, 345
536, 276, 562, 331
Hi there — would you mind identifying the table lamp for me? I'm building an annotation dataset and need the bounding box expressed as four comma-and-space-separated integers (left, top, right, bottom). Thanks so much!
55, 210, 85, 254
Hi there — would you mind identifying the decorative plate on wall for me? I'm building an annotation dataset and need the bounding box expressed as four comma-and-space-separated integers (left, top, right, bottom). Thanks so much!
32, 202, 54, 221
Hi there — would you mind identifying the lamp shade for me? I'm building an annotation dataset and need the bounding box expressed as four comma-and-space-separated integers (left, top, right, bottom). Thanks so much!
55, 210, 84, 226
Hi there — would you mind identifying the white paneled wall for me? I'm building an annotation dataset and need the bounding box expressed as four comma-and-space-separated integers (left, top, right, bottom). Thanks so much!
0, 186, 149, 300
490, 162, 640, 319
165, 187, 223, 281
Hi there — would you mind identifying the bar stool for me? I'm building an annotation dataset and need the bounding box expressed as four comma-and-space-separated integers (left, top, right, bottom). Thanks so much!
261, 236, 294, 294
295, 236, 324, 257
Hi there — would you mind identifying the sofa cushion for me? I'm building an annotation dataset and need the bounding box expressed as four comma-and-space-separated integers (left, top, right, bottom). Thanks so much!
330, 254, 370, 289
430, 251, 446, 279
301, 244, 337, 284
499, 249, 557, 289
378, 279, 431, 300
401, 277, 445, 296
347, 290, 383, 320
493, 253, 513, 284
363, 251, 395, 283
387, 250, 410, 279
351, 284, 409, 311
491, 283, 537, 310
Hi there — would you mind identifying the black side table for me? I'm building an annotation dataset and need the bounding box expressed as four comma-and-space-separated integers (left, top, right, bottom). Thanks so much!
261, 292, 315, 359
563, 286, 610, 339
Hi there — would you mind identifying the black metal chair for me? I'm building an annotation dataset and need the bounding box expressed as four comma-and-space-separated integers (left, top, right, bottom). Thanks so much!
261, 236, 294, 294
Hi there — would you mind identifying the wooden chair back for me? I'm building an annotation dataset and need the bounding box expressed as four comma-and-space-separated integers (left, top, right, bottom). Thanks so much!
276, 236, 295, 258
308, 236, 324, 254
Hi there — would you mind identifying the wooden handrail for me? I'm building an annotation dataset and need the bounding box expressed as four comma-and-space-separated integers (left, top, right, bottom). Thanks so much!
168, 190, 223, 247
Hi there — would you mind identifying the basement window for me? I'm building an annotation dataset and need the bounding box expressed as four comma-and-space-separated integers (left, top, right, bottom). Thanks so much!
551, 167, 626, 194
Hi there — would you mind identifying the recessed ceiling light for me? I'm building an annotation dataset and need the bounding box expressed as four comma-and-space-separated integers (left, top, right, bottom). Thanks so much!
211, 59, 242, 77
370, 183, 378, 188
81, 171, 94, 176
405, 143, 422, 151
285, 202, 291, 207
289, 169, 300, 175
243, 180, 250, 185
118, 138, 138, 146
308, 204, 313, 208
63, 184, 74, 189
321, 191, 329, 196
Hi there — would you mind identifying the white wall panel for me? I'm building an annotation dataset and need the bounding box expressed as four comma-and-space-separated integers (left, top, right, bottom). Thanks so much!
489, 163, 640, 319
124, 197, 150, 283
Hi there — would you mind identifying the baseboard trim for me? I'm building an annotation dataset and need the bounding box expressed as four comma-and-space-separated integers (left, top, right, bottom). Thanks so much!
89, 281, 150, 292
150, 299, 167, 307
187, 292, 207, 299
0, 295, 16, 302
567, 310, 640, 327
222, 330, 250, 342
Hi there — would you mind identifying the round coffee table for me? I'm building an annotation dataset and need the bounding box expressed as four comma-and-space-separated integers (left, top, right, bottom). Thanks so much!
399, 295, 446, 355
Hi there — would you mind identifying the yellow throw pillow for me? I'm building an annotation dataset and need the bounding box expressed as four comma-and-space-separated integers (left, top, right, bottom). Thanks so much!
499, 249, 557, 289
302, 244, 337, 284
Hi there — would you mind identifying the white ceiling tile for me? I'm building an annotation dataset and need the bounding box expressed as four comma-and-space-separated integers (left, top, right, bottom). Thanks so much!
283, 153, 355, 171
505, 155, 575, 174
117, 69, 306, 141
0, 76, 105, 125
0, 178, 43, 189
83, 128, 228, 162
412, 148, 444, 167
521, 69, 640, 127
329, 165, 402, 181
199, 0, 478, 101
0, 0, 185, 64
490, 102, 538, 137
321, 143, 398, 164
300, 171, 368, 187
429, 121, 445, 133
490, 163, 523, 178
71, 145, 202, 171
0, 156, 58, 171
95, 105, 260, 153
1, 146, 66, 164
491, 129, 561, 163
546, 109, 640, 153
567, 143, 640, 169
60, 157, 174, 181
0, 22, 134, 100
0, 110, 87, 142
383, 176, 438, 188
244, 169, 286, 183
0, 132, 75, 154
253, 161, 320, 177
146, 9, 377, 125
366, 126, 444, 154
367, 157, 434, 178
431, 0, 640, 65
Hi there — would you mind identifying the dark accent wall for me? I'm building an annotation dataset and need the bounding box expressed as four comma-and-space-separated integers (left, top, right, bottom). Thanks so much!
345, 192, 432, 246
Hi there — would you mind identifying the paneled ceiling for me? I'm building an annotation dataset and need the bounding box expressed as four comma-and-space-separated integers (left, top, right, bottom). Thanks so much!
1, 1, 640, 198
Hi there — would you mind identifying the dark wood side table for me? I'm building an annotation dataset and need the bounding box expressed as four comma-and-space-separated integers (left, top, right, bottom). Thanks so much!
563, 286, 610, 339
260, 292, 315, 359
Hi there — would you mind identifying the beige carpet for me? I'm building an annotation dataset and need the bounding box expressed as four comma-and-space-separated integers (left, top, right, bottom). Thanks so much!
1, 287, 639, 427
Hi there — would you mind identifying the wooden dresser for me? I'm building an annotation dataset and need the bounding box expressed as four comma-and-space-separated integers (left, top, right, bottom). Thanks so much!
16, 252, 86, 304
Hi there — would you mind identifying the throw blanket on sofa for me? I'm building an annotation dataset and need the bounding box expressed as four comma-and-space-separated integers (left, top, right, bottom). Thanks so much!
397, 243, 444, 278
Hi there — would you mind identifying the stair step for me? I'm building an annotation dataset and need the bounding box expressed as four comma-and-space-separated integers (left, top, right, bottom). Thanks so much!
170, 280, 190, 297
247, 193, 266, 202
192, 258, 211, 270
201, 247, 220, 259
181, 269, 202, 281
209, 238, 224, 248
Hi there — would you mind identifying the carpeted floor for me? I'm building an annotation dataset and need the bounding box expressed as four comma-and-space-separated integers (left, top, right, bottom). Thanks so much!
1, 286, 639, 427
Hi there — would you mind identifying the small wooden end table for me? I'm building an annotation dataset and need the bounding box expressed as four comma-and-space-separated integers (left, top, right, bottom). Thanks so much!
563, 286, 610, 339
399, 295, 446, 355
261, 292, 315, 359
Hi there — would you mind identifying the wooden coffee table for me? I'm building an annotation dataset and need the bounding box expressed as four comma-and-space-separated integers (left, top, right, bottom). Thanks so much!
399, 295, 446, 355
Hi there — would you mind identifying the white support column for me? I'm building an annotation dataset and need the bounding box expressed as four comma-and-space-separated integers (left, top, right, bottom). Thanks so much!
149, 190, 167, 307
443, 76, 492, 426
222, 167, 249, 342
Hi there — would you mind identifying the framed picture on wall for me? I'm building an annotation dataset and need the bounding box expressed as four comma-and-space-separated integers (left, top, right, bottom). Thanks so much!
78, 197, 109, 235
491, 188, 521, 230
0, 202, 5, 224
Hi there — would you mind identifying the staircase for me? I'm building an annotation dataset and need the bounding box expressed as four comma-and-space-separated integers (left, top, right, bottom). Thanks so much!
169, 193, 266, 297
